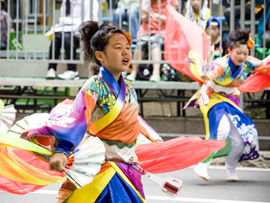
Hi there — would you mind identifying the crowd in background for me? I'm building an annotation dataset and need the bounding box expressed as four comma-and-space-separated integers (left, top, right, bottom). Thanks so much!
0, 0, 269, 80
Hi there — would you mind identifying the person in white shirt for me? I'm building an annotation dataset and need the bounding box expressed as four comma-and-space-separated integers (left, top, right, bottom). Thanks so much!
46, 0, 98, 80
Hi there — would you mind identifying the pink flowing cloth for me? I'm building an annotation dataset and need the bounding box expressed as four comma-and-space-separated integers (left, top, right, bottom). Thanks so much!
238, 55, 270, 92
0, 148, 63, 195
164, 4, 211, 83
136, 136, 226, 174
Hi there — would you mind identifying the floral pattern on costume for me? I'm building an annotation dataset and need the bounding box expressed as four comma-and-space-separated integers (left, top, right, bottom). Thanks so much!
214, 55, 260, 85
228, 114, 259, 162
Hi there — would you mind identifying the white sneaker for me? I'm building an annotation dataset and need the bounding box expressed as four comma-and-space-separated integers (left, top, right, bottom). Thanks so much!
194, 163, 210, 181
126, 74, 136, 81
58, 70, 79, 80
227, 170, 239, 182
46, 68, 56, 79
149, 75, 161, 82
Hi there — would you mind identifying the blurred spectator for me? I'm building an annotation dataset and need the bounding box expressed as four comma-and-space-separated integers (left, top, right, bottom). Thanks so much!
105, 0, 118, 9
46, 0, 98, 80
185, 0, 211, 29
113, 0, 139, 41
180, 0, 211, 82
224, 0, 264, 30
0, 0, 14, 50
126, 0, 178, 82
205, 17, 228, 60
257, 0, 270, 45
222, 0, 230, 8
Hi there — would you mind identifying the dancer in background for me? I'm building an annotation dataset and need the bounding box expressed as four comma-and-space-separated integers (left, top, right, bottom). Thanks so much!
164, 5, 270, 182
190, 30, 270, 182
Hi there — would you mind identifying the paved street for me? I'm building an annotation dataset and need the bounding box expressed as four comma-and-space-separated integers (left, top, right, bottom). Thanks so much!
1, 167, 270, 203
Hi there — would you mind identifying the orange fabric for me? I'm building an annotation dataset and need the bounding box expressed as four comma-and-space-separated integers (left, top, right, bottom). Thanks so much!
97, 162, 111, 175
96, 102, 141, 144
139, 0, 178, 35
84, 93, 97, 126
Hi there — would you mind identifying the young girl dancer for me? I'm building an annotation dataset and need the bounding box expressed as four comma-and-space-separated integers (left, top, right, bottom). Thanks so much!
191, 29, 270, 182
44, 21, 149, 202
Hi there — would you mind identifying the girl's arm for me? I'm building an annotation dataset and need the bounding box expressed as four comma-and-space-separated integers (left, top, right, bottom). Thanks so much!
225, 78, 244, 87
150, 11, 167, 22
141, 4, 177, 22
201, 63, 224, 81
141, 6, 149, 22
29, 78, 100, 172
149, 4, 177, 23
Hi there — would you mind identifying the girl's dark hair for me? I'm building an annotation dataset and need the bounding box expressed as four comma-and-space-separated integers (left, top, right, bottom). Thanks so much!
227, 29, 250, 51
79, 21, 127, 75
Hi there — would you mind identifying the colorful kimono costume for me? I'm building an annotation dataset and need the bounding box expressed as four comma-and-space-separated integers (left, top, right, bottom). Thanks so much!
28, 66, 146, 203
188, 54, 270, 168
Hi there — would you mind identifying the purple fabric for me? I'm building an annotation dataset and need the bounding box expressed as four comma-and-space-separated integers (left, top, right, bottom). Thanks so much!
223, 94, 240, 107
116, 162, 145, 199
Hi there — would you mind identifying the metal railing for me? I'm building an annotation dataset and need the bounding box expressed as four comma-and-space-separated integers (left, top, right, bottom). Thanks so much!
0, 0, 268, 64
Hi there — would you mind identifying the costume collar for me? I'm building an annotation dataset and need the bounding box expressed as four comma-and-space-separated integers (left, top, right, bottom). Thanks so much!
98, 66, 122, 97
228, 55, 243, 78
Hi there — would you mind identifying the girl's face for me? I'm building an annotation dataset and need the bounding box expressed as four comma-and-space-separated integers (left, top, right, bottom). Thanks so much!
190, 0, 203, 11
96, 33, 132, 80
228, 44, 249, 67
205, 25, 220, 40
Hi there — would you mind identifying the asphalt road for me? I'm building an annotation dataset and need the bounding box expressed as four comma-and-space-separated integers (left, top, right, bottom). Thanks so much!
1, 167, 270, 203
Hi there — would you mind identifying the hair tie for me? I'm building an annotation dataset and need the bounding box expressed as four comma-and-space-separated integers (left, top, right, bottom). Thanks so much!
125, 32, 132, 46
247, 35, 255, 50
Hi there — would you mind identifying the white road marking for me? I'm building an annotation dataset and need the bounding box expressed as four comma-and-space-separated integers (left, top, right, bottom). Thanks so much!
145, 196, 269, 203
188, 166, 270, 172
2, 190, 267, 203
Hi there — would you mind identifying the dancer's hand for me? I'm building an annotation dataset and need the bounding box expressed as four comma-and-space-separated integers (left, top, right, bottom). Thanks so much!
200, 72, 210, 81
49, 152, 67, 173
155, 137, 163, 142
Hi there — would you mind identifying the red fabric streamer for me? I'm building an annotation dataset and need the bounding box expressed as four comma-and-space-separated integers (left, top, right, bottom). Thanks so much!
238, 71, 270, 92
0, 175, 44, 195
238, 55, 270, 92
164, 5, 211, 83
135, 136, 226, 174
